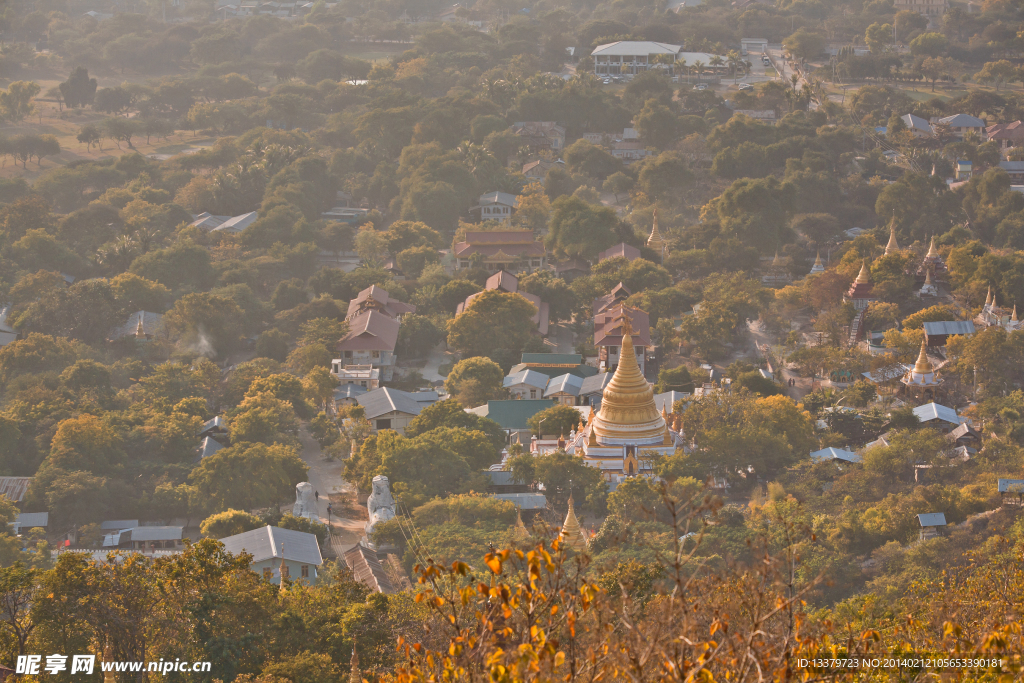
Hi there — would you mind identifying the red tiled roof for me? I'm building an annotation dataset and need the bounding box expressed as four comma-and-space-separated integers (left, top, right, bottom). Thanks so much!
486, 270, 519, 292
988, 121, 1024, 140
593, 305, 651, 347
592, 282, 632, 314
337, 310, 400, 352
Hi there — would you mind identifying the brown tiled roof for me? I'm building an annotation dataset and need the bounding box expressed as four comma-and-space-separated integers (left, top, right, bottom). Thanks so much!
987, 121, 1024, 140
453, 242, 546, 258
555, 257, 590, 273
337, 310, 399, 352
594, 305, 651, 347
347, 285, 416, 320
486, 270, 519, 293
597, 243, 641, 262
592, 282, 632, 314
344, 544, 395, 594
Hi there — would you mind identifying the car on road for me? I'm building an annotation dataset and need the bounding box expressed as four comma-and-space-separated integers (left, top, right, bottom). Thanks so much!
738, 83, 754, 91
692, 83, 708, 91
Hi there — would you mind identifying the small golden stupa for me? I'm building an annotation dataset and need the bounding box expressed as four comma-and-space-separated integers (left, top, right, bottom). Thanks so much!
647, 209, 667, 260
589, 316, 666, 445
884, 222, 899, 255
513, 507, 529, 542
560, 495, 588, 552
856, 259, 871, 284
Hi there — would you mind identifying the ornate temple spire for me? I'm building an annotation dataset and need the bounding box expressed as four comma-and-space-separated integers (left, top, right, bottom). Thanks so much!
913, 339, 933, 375
590, 313, 665, 443
926, 236, 938, 259
513, 507, 529, 542
135, 312, 145, 338
1013, 304, 1019, 323
885, 217, 899, 255
647, 208, 666, 260
771, 249, 780, 266
814, 251, 823, 267
855, 259, 871, 284
560, 495, 588, 552
985, 286, 992, 307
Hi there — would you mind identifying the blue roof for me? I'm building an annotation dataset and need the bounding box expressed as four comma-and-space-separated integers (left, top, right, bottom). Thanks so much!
810, 447, 861, 463
478, 400, 555, 429
504, 369, 549, 390
917, 513, 946, 527
544, 373, 584, 397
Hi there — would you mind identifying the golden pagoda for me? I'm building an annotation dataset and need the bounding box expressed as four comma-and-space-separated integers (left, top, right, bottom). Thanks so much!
560, 496, 588, 552
856, 259, 870, 284
884, 221, 899, 255
901, 339, 942, 396
589, 316, 667, 445
926, 236, 938, 259
513, 508, 529, 542
647, 209, 667, 261
846, 259, 875, 310
809, 251, 824, 274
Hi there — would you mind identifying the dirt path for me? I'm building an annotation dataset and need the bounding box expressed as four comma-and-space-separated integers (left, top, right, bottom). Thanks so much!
297, 425, 364, 557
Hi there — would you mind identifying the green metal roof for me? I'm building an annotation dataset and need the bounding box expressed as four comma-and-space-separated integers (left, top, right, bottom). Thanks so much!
508, 363, 598, 380
520, 353, 583, 365
481, 400, 555, 429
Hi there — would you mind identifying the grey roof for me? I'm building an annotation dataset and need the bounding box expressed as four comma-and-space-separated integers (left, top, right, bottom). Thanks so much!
810, 447, 862, 463
485, 470, 517, 486
923, 321, 975, 336
947, 422, 978, 440
210, 211, 258, 233
109, 311, 164, 341
12, 512, 48, 529
917, 512, 947, 527
131, 526, 183, 541
902, 113, 931, 133
937, 114, 985, 128
477, 191, 519, 208
998, 478, 1024, 493
101, 520, 139, 530
544, 373, 584, 397
356, 387, 425, 420
654, 391, 690, 412
504, 369, 549, 390
334, 384, 368, 400
196, 436, 224, 461
220, 525, 323, 565
198, 416, 226, 435
410, 390, 439, 403
913, 402, 963, 425
579, 372, 613, 396
1000, 160, 1024, 172
0, 477, 32, 502
492, 493, 547, 510
592, 40, 682, 56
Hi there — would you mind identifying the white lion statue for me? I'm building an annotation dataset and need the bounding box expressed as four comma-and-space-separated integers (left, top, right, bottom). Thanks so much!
365, 475, 396, 536
292, 482, 321, 523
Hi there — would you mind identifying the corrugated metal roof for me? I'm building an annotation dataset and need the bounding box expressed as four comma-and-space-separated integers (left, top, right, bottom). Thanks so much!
12, 512, 48, 529
999, 479, 1024, 493
544, 373, 584, 397
479, 400, 554, 429
592, 40, 682, 55
0, 477, 32, 503
923, 321, 975, 336
913, 403, 962, 425
580, 372, 613, 396
810, 447, 861, 463
357, 387, 425, 420
221, 525, 323, 565
101, 519, 139, 530
917, 513, 947, 527
504, 369, 549, 390
131, 526, 183, 541
492, 493, 547, 510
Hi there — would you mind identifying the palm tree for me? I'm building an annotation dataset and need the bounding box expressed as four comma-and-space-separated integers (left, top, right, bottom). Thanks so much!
726, 50, 742, 83
692, 60, 705, 84
676, 57, 687, 80
709, 55, 724, 72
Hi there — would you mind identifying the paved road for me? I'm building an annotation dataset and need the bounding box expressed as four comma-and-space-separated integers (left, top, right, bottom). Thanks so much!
297, 425, 364, 557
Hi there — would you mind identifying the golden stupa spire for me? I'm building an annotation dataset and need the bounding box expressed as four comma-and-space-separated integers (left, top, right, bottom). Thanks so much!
513, 507, 529, 542
985, 286, 992, 307
647, 208, 665, 250
135, 312, 145, 338
1013, 304, 1018, 322
813, 251, 823, 267
855, 259, 870, 284
926, 236, 938, 259
993, 292, 999, 310
772, 249, 780, 266
885, 217, 899, 255
560, 495, 588, 552
913, 339, 933, 375
590, 312, 666, 443
924, 267, 932, 285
